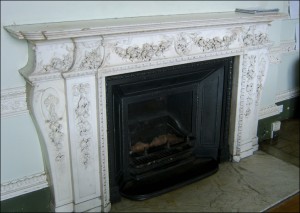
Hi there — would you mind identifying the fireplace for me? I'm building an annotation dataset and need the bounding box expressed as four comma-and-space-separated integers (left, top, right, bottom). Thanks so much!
106, 57, 233, 201
4, 12, 287, 212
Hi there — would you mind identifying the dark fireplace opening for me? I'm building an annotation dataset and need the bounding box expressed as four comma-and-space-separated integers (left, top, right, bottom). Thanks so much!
106, 57, 233, 202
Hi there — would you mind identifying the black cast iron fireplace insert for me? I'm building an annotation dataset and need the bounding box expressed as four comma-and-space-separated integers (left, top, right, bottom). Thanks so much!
106, 57, 233, 202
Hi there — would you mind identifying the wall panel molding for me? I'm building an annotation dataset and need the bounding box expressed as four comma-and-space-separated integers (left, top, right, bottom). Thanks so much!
1, 172, 48, 201
259, 104, 283, 120
269, 40, 297, 64
275, 87, 300, 103
1, 86, 28, 118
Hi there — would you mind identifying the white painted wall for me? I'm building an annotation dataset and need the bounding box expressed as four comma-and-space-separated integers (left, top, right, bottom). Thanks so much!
0, 1, 298, 189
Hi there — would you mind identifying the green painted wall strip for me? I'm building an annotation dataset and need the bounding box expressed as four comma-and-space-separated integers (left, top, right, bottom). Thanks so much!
1, 188, 51, 212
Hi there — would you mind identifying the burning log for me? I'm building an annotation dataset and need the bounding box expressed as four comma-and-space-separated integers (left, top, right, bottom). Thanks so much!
150, 135, 168, 147
150, 134, 183, 147
131, 142, 150, 154
166, 134, 184, 145
131, 134, 185, 154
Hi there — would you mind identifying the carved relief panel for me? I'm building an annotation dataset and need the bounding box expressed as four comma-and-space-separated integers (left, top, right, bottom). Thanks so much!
65, 76, 101, 205
235, 49, 269, 158
101, 24, 269, 68
28, 80, 73, 210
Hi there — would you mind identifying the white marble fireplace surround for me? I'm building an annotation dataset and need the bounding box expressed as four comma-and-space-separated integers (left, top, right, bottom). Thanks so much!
4, 12, 287, 212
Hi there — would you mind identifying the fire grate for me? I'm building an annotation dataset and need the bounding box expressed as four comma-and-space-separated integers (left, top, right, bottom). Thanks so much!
129, 142, 193, 177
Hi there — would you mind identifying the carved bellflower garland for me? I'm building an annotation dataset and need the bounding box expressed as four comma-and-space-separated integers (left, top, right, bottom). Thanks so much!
256, 58, 267, 104
73, 83, 92, 168
44, 94, 64, 162
244, 55, 256, 117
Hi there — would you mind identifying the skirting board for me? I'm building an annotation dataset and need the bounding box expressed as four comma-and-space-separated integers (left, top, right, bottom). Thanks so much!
1, 172, 48, 201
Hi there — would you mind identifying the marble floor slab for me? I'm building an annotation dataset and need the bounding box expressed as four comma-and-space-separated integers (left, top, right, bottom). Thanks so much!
111, 151, 299, 212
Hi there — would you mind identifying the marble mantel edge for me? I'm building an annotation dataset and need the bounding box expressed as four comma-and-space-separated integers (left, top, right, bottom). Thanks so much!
4, 12, 288, 41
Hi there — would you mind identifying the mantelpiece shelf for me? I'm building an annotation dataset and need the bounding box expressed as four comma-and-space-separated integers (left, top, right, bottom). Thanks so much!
4, 12, 288, 41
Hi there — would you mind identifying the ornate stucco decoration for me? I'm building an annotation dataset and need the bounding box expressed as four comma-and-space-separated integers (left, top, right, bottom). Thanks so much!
73, 83, 92, 168
114, 39, 172, 62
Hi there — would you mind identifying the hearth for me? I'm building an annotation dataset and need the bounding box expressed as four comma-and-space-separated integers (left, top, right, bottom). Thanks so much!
106, 57, 233, 201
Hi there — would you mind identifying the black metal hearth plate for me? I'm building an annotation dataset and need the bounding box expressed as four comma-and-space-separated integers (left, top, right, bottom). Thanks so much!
120, 157, 218, 200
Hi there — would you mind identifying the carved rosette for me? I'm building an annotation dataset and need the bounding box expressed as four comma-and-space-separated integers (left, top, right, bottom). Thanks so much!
114, 39, 172, 62
73, 83, 91, 168
43, 94, 64, 162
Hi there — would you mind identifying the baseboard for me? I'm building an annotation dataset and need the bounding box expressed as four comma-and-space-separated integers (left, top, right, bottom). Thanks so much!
0, 187, 51, 212
257, 97, 299, 141
1, 172, 48, 201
